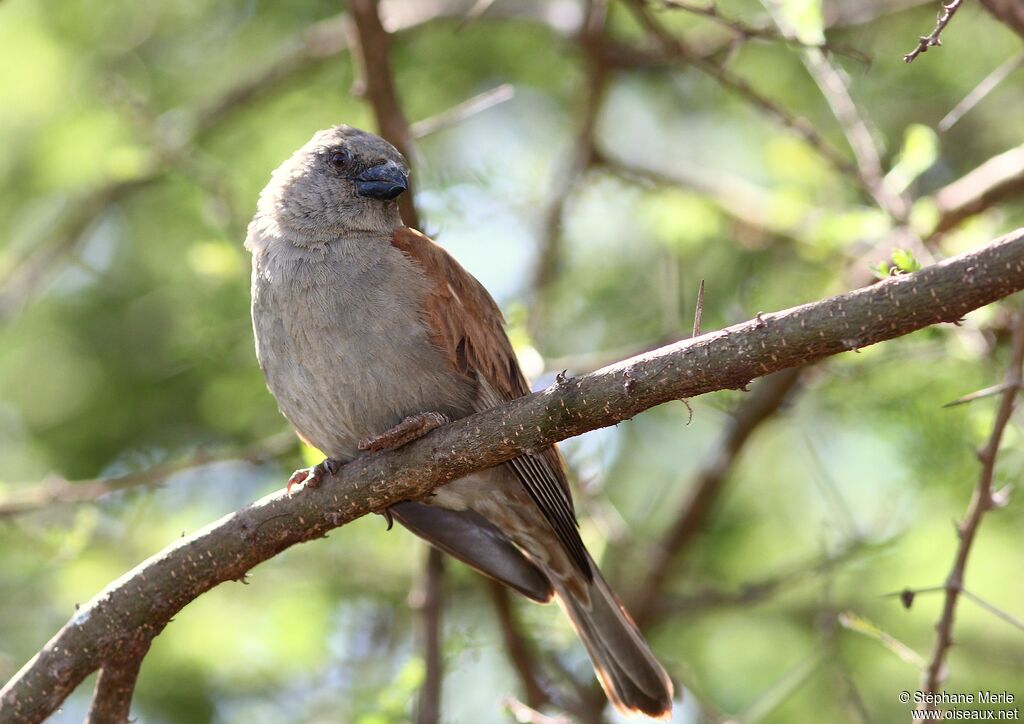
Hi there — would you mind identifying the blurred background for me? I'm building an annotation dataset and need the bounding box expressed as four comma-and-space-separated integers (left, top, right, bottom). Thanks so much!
1, 0, 1023, 722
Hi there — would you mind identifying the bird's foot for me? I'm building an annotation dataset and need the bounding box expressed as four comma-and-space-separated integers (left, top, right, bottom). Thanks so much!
287, 457, 343, 493
358, 411, 451, 453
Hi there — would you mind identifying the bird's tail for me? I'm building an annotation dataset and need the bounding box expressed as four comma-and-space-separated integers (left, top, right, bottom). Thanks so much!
553, 560, 674, 719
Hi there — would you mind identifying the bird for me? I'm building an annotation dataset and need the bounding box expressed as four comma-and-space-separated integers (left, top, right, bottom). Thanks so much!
245, 125, 674, 719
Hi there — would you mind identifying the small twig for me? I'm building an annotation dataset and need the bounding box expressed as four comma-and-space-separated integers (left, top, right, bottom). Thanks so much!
903, 0, 965, 63
762, 0, 910, 221
839, 611, 927, 667
961, 588, 1024, 632
414, 547, 445, 724
899, 585, 1024, 632
939, 52, 1024, 131
942, 380, 1017, 407
410, 84, 515, 139
692, 279, 706, 338
0, 432, 297, 518
625, 0, 858, 180
919, 307, 1024, 708
662, 0, 870, 63
456, 0, 500, 31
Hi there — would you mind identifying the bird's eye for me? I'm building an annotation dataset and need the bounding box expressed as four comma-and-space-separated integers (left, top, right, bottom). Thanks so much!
328, 149, 349, 168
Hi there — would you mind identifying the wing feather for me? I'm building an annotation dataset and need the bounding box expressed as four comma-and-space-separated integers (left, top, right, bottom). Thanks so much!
391, 227, 591, 578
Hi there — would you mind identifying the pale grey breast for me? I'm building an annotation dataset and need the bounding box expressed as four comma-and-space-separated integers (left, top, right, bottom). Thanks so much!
251, 233, 477, 459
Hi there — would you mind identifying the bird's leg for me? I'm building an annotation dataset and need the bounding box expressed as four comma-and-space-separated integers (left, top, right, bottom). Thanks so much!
358, 411, 451, 453
286, 456, 344, 493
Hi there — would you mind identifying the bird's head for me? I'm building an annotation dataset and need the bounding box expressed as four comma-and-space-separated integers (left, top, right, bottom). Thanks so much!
252, 125, 410, 245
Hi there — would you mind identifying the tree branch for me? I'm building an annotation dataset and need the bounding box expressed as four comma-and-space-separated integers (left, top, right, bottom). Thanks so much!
84, 645, 150, 724
931, 143, 1024, 239
917, 306, 1024, 715
904, 0, 965, 63
414, 548, 445, 724
0, 433, 297, 518
348, 0, 421, 229
2, 228, 1024, 723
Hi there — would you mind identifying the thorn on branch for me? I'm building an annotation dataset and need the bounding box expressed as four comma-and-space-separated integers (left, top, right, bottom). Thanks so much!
692, 279, 706, 338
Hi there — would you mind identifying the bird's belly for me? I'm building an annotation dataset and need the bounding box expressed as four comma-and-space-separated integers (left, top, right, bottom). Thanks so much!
253, 258, 476, 459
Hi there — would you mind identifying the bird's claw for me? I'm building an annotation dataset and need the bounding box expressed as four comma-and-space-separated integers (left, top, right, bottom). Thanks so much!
286, 457, 343, 493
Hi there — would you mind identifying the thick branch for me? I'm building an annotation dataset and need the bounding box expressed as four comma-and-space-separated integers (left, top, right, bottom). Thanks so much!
414, 548, 444, 724
2, 228, 1024, 723
84, 646, 149, 724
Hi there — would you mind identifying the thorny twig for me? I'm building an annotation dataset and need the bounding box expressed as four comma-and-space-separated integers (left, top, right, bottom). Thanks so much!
918, 308, 1024, 712
625, 0, 859, 180
939, 52, 1024, 131
904, 0, 965, 63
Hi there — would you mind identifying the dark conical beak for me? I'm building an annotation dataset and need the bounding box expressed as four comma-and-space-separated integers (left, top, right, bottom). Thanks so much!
354, 161, 408, 201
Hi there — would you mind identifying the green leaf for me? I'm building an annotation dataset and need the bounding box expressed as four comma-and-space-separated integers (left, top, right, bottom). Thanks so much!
885, 124, 939, 194
778, 0, 825, 44
891, 248, 921, 273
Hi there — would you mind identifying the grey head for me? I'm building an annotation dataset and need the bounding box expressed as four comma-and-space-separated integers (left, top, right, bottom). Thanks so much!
249, 125, 410, 247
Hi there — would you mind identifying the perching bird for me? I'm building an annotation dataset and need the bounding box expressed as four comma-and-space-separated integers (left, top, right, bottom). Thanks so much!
245, 125, 674, 718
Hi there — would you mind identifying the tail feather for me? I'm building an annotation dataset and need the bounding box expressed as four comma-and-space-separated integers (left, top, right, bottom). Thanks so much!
555, 564, 674, 719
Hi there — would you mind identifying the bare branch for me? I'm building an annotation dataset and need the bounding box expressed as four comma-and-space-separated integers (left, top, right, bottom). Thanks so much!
410, 84, 516, 139
348, 0, 421, 229
2, 228, 1024, 723
0, 433, 296, 518
978, 0, 1024, 37
414, 548, 445, 724
903, 0, 965, 63
919, 307, 1024, 710
84, 646, 149, 724
625, 0, 859, 180
931, 143, 1024, 238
